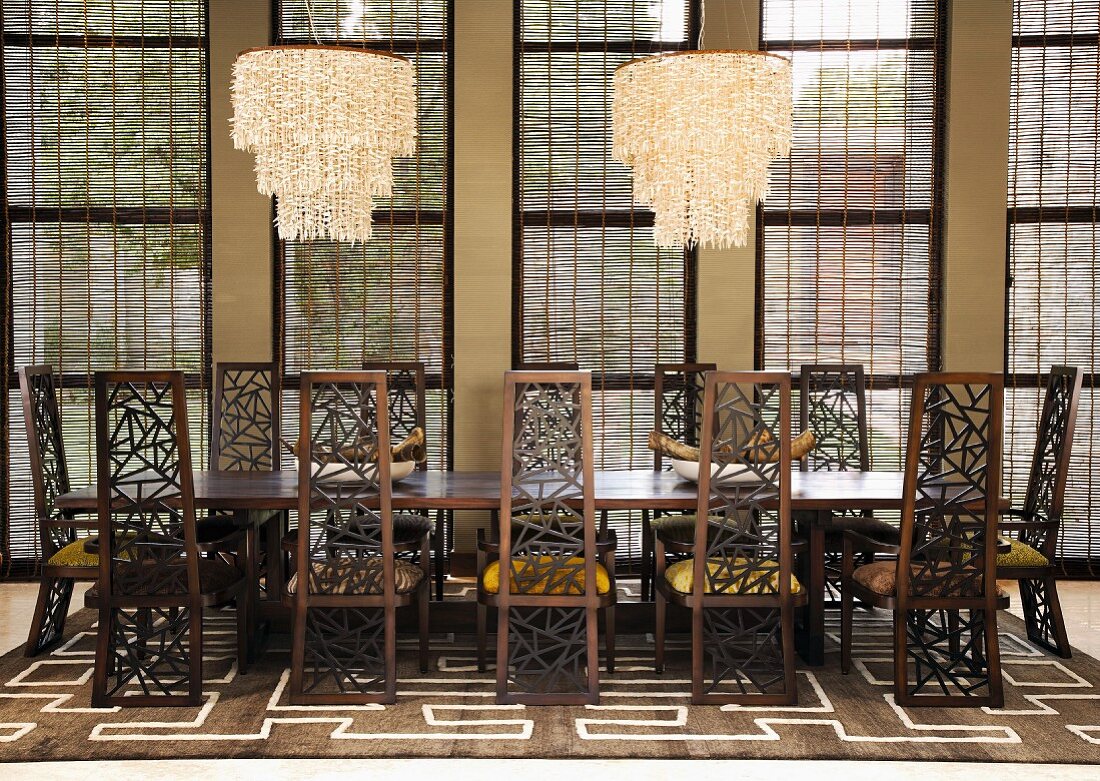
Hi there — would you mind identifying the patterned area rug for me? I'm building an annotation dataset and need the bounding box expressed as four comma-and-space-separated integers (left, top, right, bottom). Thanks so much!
0, 607, 1098, 762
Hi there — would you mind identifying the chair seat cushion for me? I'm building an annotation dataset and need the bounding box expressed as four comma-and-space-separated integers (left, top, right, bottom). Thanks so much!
87, 558, 243, 598
665, 557, 802, 595
286, 556, 424, 595
997, 539, 1050, 568
852, 560, 1008, 598
481, 557, 611, 595
47, 538, 101, 568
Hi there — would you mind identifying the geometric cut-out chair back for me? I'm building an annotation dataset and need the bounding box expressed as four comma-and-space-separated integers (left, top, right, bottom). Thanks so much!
497, 370, 598, 704
654, 362, 716, 470
212, 362, 280, 472
692, 371, 797, 704
799, 363, 868, 472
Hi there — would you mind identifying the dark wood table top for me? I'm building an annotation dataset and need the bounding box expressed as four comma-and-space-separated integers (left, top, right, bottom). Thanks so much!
55, 468, 918, 512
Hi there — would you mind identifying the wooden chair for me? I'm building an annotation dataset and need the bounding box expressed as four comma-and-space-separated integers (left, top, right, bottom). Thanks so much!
285, 371, 429, 705
798, 364, 899, 604
212, 362, 283, 645
477, 370, 614, 704
998, 365, 1082, 658
362, 361, 440, 600
840, 373, 1006, 707
642, 362, 716, 600
20, 365, 97, 656
90, 371, 250, 708
655, 371, 805, 705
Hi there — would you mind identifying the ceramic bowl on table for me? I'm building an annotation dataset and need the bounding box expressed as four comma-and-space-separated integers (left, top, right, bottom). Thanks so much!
310, 460, 416, 483
670, 459, 762, 485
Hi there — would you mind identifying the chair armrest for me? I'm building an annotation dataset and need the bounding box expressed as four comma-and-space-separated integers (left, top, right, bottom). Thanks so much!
790, 537, 808, 555
281, 530, 298, 554
595, 528, 617, 554
842, 529, 900, 556
197, 527, 247, 553
476, 527, 500, 554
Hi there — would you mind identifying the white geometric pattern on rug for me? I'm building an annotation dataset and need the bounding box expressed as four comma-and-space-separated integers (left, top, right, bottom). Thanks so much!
0, 608, 1098, 751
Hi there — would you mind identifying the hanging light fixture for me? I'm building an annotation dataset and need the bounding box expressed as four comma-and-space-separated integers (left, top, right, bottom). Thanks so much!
612, 26, 792, 250
231, 39, 416, 244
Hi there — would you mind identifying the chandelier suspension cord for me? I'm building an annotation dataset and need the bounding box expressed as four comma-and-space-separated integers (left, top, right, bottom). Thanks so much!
304, 0, 322, 45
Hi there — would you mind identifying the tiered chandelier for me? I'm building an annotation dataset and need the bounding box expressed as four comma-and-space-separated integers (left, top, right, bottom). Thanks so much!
612, 48, 792, 250
230, 44, 416, 244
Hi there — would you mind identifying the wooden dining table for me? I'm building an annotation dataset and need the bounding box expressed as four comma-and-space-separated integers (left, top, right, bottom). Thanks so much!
55, 467, 922, 666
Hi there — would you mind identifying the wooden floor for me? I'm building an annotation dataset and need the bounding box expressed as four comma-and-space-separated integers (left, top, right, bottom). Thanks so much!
1, 578, 1098, 779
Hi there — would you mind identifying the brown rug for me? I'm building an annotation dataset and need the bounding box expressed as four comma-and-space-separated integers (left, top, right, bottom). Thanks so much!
0, 607, 1098, 762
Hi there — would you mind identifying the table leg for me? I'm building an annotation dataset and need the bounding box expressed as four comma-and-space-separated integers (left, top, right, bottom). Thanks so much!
434, 508, 446, 601
796, 515, 826, 667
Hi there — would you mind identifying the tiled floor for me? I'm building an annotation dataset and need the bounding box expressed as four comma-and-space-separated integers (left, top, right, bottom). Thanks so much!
2, 579, 1099, 779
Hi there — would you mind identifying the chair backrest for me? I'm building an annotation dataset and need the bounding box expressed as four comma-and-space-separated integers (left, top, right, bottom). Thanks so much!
516, 361, 580, 371
1022, 365, 1082, 556
500, 370, 595, 587
798, 363, 868, 472
695, 371, 793, 598
897, 373, 1003, 600
211, 362, 280, 472
296, 371, 395, 597
498, 369, 597, 701
362, 360, 427, 471
95, 371, 199, 600
654, 362, 717, 470
19, 365, 71, 528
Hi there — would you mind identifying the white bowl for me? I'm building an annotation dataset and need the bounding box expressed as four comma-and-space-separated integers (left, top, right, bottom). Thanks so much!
311, 460, 416, 483
670, 459, 761, 485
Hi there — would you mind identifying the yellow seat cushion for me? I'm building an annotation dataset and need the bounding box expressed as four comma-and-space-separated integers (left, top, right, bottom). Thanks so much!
665, 557, 802, 595
482, 556, 611, 595
997, 539, 1050, 568
47, 538, 100, 568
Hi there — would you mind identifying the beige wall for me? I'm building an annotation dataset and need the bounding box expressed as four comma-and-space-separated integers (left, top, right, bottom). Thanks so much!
695, 0, 760, 372
451, 0, 514, 549
942, 0, 1013, 371
209, 0, 272, 365
207, 1, 1016, 549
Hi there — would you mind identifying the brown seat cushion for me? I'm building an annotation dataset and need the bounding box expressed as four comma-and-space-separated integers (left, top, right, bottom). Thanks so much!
794, 511, 900, 546
87, 558, 243, 599
852, 560, 1006, 598
286, 556, 424, 595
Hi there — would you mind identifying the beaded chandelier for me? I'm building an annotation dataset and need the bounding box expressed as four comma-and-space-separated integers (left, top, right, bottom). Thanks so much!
231, 45, 417, 244
612, 50, 792, 249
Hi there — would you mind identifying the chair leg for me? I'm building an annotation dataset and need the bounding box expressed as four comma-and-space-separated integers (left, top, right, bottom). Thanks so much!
418, 579, 430, 674
654, 589, 666, 674
1020, 576, 1072, 658
25, 575, 75, 656
235, 587, 250, 676
434, 509, 446, 601
641, 509, 653, 601
947, 609, 961, 660
604, 606, 616, 674
840, 536, 855, 675
476, 602, 488, 673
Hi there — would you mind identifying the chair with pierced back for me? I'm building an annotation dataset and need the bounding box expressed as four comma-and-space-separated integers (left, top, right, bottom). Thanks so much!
212, 362, 282, 637
798, 364, 899, 604
20, 365, 97, 656
90, 371, 250, 708
361, 361, 440, 599
840, 373, 1006, 707
642, 362, 717, 600
477, 370, 614, 704
998, 365, 1082, 658
285, 371, 429, 705
654, 371, 805, 705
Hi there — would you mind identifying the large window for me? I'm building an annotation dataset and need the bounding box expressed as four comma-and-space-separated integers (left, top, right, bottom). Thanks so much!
274, 0, 452, 470
758, 0, 946, 470
1008, 0, 1100, 576
515, 0, 698, 564
1, 1, 211, 577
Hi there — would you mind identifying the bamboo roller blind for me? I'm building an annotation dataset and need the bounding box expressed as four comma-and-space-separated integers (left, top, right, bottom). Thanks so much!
758, 0, 945, 473
515, 0, 698, 566
0, 0, 211, 577
274, 0, 452, 471
1008, 0, 1100, 576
